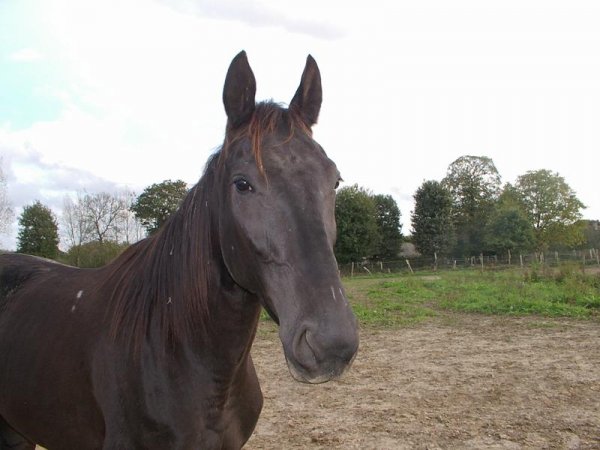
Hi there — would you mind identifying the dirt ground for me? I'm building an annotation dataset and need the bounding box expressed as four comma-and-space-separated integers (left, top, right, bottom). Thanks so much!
246, 316, 600, 449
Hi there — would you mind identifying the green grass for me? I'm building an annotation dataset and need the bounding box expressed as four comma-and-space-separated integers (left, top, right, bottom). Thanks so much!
342, 267, 600, 327
343, 275, 439, 327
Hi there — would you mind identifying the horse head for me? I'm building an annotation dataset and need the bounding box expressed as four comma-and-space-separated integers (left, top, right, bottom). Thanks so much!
216, 51, 359, 383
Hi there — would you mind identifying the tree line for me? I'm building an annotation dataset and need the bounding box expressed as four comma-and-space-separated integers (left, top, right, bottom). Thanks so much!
7, 180, 188, 267
2, 155, 597, 267
411, 155, 592, 258
334, 155, 595, 263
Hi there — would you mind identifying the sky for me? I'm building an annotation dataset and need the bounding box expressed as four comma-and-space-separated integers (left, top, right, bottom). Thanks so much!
1, 0, 599, 250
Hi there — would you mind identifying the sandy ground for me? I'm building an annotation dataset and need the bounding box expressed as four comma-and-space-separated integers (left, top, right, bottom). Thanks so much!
246, 316, 600, 449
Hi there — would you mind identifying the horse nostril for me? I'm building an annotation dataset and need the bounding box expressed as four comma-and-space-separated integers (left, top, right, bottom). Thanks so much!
299, 326, 358, 366
293, 328, 318, 369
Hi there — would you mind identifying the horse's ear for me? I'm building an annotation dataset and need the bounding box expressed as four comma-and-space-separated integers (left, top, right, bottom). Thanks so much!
289, 55, 322, 127
223, 51, 256, 128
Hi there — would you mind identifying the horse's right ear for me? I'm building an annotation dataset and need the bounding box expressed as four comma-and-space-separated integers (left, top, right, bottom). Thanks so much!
223, 51, 256, 128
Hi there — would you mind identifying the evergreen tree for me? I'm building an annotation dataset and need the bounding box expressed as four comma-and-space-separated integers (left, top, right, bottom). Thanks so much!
17, 201, 60, 259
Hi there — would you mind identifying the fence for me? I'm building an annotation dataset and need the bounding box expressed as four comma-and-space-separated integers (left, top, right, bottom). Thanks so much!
339, 249, 600, 277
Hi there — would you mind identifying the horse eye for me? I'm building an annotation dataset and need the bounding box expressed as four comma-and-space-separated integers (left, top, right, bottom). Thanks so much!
334, 178, 343, 190
234, 178, 253, 192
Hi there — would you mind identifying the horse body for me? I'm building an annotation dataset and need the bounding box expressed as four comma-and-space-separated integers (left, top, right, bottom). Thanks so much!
0, 52, 358, 449
0, 254, 262, 449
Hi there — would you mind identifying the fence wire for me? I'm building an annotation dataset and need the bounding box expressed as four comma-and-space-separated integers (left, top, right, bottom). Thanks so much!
339, 249, 600, 277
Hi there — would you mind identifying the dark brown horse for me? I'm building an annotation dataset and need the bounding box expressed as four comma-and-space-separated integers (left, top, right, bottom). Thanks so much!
0, 52, 358, 449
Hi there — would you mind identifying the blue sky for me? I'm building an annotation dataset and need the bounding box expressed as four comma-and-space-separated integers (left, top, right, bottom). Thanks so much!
1, 0, 600, 250
0, 1, 63, 128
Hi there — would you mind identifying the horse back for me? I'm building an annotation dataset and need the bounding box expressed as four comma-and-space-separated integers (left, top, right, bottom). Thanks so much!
0, 253, 106, 448
1, 252, 61, 297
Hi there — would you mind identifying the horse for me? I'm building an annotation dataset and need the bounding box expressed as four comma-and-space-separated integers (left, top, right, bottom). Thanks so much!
0, 51, 359, 450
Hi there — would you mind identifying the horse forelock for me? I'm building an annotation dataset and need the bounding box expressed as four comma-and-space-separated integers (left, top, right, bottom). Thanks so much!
222, 101, 312, 174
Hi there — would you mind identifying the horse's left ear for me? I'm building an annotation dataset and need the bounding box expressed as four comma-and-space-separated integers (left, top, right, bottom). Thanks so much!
223, 51, 257, 128
290, 55, 322, 127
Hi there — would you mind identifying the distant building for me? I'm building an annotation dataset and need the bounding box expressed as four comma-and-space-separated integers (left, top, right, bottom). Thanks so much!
399, 242, 420, 257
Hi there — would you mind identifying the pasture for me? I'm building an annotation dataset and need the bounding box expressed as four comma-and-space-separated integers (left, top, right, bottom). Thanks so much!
247, 269, 600, 449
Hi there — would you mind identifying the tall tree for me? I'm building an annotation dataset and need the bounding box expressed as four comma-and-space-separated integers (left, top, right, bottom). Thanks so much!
372, 194, 403, 260
63, 190, 143, 250
514, 169, 585, 250
62, 193, 93, 250
411, 180, 455, 257
131, 180, 188, 235
82, 192, 129, 243
0, 158, 13, 237
17, 201, 59, 258
334, 184, 380, 264
442, 155, 501, 255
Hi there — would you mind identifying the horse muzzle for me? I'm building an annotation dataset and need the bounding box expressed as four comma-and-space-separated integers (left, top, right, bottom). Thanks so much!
282, 322, 359, 384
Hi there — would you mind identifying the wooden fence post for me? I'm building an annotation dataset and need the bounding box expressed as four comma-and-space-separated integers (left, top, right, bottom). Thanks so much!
351, 262, 354, 277
520, 254, 524, 268
508, 249, 511, 266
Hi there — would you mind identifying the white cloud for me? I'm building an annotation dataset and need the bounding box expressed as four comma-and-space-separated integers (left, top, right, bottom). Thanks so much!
0, 132, 130, 250
9, 48, 43, 62
157, 0, 345, 39
2, 0, 600, 250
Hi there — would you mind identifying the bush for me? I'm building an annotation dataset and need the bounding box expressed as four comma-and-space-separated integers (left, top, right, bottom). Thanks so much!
61, 241, 129, 268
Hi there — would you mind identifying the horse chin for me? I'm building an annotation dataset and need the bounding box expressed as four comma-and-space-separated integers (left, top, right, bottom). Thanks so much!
284, 354, 355, 385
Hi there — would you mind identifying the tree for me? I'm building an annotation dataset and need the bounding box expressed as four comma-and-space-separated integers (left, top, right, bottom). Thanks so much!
483, 184, 535, 255
442, 155, 502, 255
334, 185, 380, 264
514, 169, 585, 250
82, 192, 129, 243
131, 180, 188, 235
484, 209, 535, 255
372, 194, 403, 260
17, 201, 59, 258
62, 190, 138, 250
411, 180, 455, 257
62, 193, 93, 250
0, 158, 13, 237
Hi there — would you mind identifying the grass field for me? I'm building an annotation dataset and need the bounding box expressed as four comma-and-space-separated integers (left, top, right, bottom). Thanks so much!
342, 265, 600, 327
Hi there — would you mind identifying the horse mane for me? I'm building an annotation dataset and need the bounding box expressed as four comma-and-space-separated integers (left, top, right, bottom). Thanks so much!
103, 102, 311, 352
103, 154, 218, 351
